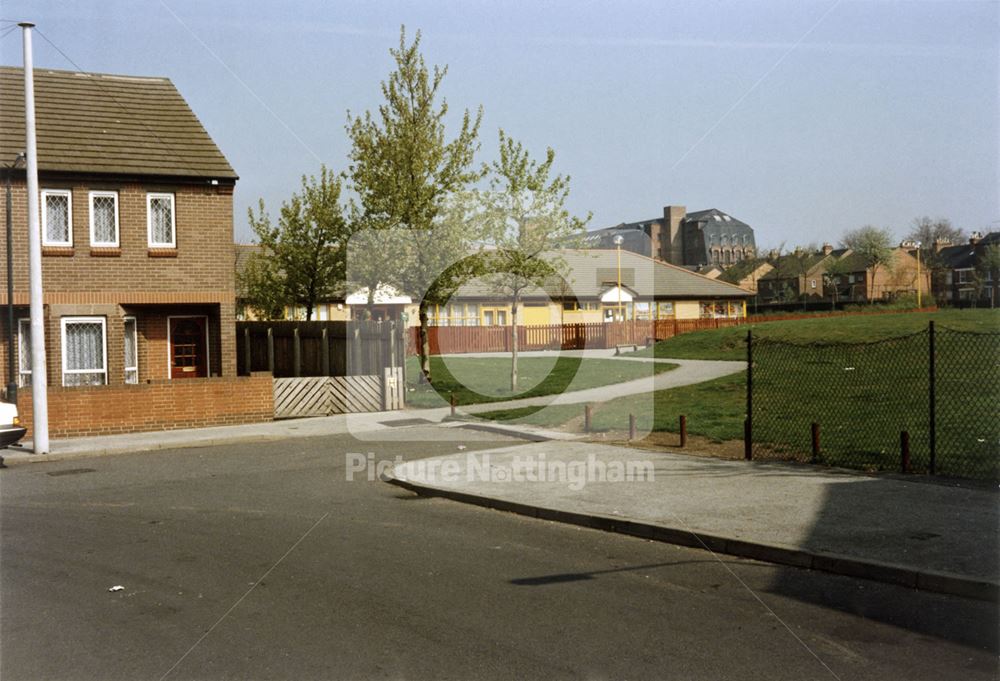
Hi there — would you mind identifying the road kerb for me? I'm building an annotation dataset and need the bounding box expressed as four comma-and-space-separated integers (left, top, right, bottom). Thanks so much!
383, 471, 999, 603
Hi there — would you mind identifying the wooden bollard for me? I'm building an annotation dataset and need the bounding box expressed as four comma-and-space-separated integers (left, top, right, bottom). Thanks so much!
744, 419, 752, 460
450, 392, 456, 416
900, 431, 910, 473
811, 422, 820, 463
584, 404, 592, 433
628, 413, 637, 441
679, 414, 687, 448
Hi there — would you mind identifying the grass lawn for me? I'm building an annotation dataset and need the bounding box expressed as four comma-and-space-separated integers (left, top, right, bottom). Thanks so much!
632, 308, 1000, 361
479, 372, 746, 443
405, 355, 677, 408
478, 309, 1000, 480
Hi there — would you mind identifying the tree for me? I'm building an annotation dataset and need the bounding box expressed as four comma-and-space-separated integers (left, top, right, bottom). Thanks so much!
241, 166, 351, 320
821, 254, 851, 310
479, 130, 590, 391
976, 244, 1000, 308
841, 226, 895, 301
907, 216, 964, 248
346, 26, 483, 381
908, 217, 965, 292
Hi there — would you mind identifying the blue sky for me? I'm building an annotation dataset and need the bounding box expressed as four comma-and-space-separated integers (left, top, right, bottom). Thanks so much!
1, 0, 997, 247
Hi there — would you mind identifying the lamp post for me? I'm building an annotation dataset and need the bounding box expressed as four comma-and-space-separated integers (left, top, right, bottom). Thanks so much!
5, 153, 25, 404
613, 234, 624, 322
915, 241, 922, 308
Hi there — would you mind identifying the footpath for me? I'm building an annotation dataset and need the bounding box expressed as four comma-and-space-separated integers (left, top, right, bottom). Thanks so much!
386, 439, 999, 601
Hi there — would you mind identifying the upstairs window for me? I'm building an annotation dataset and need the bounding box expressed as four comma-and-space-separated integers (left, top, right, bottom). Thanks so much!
89, 191, 120, 247
147, 193, 176, 248
42, 189, 72, 246
61, 317, 107, 387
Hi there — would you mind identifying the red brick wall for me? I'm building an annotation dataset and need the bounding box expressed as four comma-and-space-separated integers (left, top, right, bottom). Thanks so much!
15, 373, 273, 439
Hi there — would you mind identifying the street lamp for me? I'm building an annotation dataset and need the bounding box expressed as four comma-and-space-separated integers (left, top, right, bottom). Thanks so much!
613, 234, 624, 322
5, 152, 25, 404
914, 241, 922, 308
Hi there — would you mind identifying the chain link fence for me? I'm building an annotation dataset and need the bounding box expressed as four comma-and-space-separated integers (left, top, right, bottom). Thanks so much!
749, 324, 1000, 480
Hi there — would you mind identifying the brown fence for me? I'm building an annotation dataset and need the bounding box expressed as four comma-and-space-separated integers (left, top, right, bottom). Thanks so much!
237, 321, 405, 377
406, 318, 744, 355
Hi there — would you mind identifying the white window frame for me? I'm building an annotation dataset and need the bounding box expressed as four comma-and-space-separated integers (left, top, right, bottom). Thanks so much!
61, 317, 108, 387
17, 318, 31, 387
146, 192, 176, 248
41, 189, 73, 247
123, 316, 139, 384
89, 190, 120, 247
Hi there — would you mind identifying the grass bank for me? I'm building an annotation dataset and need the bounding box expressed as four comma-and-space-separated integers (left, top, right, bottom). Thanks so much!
633, 309, 1000, 361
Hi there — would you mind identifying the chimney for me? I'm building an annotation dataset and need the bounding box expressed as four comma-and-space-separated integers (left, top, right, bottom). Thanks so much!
662, 205, 686, 264
970, 231, 982, 245
933, 238, 951, 253
821, 243, 833, 256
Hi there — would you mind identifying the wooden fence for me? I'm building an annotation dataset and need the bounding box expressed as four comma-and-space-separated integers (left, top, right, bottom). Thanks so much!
406, 318, 744, 355
272, 367, 404, 418
237, 320, 406, 378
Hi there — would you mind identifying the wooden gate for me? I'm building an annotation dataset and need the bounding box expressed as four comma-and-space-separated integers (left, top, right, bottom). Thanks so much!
272, 367, 404, 418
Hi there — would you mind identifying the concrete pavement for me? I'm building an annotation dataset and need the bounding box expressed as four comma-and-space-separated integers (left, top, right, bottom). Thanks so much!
387, 440, 1000, 600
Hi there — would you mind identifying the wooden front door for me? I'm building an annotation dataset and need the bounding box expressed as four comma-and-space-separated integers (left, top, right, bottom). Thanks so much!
169, 317, 207, 379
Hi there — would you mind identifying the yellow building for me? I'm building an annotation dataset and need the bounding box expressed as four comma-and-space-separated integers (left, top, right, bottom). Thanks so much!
426, 249, 751, 326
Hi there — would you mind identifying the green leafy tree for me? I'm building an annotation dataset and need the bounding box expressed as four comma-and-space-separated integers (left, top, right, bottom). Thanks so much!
479, 130, 590, 391
346, 26, 483, 381
842, 226, 895, 301
241, 166, 351, 321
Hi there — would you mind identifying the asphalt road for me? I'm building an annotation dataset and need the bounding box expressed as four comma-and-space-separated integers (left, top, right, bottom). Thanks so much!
1, 427, 996, 681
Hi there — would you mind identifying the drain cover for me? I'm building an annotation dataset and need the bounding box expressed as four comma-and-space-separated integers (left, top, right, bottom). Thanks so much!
380, 418, 434, 427
47, 468, 96, 477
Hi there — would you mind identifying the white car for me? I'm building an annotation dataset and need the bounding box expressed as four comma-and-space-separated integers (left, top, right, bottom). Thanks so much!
0, 402, 26, 448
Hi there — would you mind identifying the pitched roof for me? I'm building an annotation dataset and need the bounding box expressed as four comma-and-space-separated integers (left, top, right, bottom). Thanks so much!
0, 66, 236, 180
759, 253, 829, 280
454, 248, 752, 300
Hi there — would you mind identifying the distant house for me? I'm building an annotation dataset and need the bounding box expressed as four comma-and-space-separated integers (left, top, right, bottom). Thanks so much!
435, 248, 752, 326
818, 245, 929, 303
931, 232, 1000, 306
757, 247, 839, 303
581, 205, 757, 270
718, 258, 775, 294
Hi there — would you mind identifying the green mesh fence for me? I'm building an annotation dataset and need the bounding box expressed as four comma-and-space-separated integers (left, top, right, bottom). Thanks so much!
750, 325, 1000, 480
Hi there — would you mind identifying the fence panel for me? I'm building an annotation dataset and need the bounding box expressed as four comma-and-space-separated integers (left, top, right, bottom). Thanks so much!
237, 321, 405, 378
749, 325, 1000, 480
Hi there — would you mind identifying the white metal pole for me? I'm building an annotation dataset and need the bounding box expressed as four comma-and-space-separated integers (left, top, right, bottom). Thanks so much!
21, 23, 49, 454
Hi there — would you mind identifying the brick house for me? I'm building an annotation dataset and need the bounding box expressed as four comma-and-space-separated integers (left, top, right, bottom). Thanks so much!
0, 66, 272, 438
931, 232, 1000, 306
756, 247, 838, 303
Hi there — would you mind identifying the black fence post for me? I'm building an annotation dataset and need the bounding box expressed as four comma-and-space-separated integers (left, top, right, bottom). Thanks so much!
266, 327, 275, 375
293, 326, 301, 378
243, 326, 251, 376
811, 422, 820, 464
321, 327, 330, 376
928, 320, 936, 475
900, 430, 911, 473
745, 329, 753, 460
